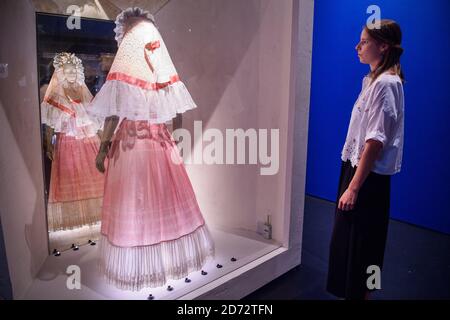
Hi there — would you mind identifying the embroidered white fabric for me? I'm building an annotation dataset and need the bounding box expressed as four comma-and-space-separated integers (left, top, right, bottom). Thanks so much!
41, 80, 99, 139
98, 224, 215, 291
41, 53, 100, 139
41, 97, 99, 139
341, 72, 404, 175
114, 7, 156, 46
87, 80, 197, 130
88, 11, 196, 127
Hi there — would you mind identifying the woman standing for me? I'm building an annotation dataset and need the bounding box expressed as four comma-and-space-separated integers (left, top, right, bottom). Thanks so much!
327, 19, 405, 300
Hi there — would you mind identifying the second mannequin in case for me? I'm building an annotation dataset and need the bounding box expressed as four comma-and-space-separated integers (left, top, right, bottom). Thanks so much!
41, 52, 104, 232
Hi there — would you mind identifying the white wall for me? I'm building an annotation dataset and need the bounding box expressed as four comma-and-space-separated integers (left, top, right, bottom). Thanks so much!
156, 0, 295, 243
0, 0, 49, 299
287, 0, 314, 251
255, 0, 294, 246
191, 0, 315, 298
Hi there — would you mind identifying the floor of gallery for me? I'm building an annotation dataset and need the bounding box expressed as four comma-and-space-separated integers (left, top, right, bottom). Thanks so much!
244, 195, 450, 300
24, 227, 280, 300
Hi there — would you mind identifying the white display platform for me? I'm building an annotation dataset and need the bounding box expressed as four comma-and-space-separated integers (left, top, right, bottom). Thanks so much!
49, 223, 101, 252
24, 228, 281, 300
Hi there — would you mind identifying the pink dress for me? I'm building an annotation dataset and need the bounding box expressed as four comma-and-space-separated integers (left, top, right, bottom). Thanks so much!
88, 8, 214, 290
41, 66, 105, 232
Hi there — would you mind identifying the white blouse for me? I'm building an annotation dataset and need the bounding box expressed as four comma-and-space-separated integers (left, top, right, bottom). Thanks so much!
87, 18, 197, 128
341, 72, 404, 175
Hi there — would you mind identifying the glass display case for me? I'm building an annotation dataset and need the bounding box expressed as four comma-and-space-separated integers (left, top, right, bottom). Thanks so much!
0, 0, 312, 300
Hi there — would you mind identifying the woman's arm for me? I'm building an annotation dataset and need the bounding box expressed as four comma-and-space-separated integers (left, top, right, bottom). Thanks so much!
338, 139, 383, 211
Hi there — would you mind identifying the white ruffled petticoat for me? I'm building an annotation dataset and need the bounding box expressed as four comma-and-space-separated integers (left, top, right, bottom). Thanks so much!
98, 224, 215, 291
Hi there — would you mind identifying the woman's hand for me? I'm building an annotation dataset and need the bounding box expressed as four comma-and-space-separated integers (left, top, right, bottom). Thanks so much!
338, 188, 359, 211
338, 140, 382, 212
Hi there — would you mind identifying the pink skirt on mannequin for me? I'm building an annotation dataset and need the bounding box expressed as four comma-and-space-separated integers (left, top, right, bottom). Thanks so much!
98, 119, 214, 290
48, 133, 105, 231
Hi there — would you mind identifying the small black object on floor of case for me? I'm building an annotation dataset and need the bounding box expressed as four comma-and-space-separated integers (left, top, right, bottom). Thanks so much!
167, 285, 174, 291
185, 278, 191, 283
52, 249, 61, 257
88, 240, 96, 246
201, 270, 208, 276
231, 257, 237, 262
147, 294, 154, 300
216, 264, 223, 268
71, 244, 79, 251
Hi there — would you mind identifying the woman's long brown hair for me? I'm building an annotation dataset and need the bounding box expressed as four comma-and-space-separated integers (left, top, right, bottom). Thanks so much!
365, 19, 405, 83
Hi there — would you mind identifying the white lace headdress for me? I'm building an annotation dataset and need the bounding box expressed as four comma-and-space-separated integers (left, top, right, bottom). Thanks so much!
114, 7, 156, 46
41, 53, 98, 138
53, 52, 85, 87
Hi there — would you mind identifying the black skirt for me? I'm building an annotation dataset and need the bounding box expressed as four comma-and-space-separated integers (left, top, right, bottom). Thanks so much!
326, 159, 391, 299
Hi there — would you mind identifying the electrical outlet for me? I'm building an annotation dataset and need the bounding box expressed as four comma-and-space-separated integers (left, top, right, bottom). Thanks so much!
257, 221, 272, 240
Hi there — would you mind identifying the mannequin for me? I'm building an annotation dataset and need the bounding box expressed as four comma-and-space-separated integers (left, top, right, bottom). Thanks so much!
88, 7, 215, 291
41, 52, 105, 232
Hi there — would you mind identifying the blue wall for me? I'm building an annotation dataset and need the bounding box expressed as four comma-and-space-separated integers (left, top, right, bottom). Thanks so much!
306, 0, 450, 234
